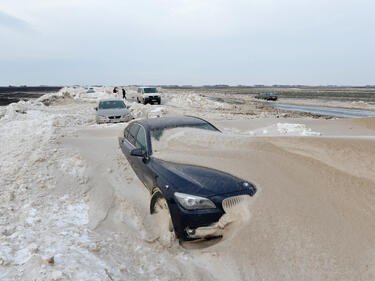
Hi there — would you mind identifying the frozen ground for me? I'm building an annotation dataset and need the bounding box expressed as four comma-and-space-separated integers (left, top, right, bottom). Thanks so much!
1, 87, 374, 280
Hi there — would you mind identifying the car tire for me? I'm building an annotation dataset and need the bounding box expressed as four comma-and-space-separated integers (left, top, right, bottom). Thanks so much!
150, 191, 176, 246
157, 100, 161, 105
137, 98, 140, 103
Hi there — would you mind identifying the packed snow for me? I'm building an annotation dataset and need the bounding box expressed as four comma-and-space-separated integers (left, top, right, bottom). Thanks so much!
0, 87, 236, 280
222, 123, 321, 136
1, 87, 374, 281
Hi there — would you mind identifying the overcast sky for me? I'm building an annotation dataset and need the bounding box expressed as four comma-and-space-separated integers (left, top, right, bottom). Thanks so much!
0, 0, 374, 86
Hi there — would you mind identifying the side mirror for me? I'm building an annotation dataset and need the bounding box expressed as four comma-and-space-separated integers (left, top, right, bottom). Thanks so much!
94, 107, 98, 111
130, 147, 146, 157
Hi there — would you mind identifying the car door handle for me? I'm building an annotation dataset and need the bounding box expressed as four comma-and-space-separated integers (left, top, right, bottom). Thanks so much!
118, 137, 126, 147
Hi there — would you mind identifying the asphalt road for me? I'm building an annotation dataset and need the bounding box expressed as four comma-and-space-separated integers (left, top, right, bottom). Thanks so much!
268, 103, 375, 118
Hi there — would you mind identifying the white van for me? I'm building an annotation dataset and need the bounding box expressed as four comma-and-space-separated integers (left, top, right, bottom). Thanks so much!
136, 87, 161, 105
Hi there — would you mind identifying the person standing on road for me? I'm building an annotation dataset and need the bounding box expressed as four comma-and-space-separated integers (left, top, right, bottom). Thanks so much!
122, 88, 126, 99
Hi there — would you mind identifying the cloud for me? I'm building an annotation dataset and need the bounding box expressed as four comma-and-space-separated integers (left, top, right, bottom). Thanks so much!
0, 0, 374, 85
0, 10, 31, 31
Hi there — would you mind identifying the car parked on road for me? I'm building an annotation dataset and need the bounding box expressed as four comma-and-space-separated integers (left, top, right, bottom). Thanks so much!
135, 87, 161, 105
118, 116, 257, 240
255, 92, 278, 101
95, 99, 133, 124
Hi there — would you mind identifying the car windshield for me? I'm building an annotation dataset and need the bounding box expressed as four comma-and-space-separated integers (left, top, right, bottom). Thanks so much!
151, 123, 217, 142
151, 123, 219, 153
143, 88, 158, 93
99, 100, 126, 109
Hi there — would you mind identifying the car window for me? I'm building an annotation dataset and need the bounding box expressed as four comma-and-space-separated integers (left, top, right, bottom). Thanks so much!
144, 88, 158, 94
126, 124, 140, 146
99, 100, 126, 109
135, 127, 147, 153
124, 125, 130, 138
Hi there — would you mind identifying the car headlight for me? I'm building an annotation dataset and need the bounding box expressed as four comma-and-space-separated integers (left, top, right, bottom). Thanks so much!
97, 115, 107, 119
174, 192, 216, 210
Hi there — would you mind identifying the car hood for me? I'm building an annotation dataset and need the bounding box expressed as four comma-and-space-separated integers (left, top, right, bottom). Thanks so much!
152, 158, 251, 197
97, 108, 129, 116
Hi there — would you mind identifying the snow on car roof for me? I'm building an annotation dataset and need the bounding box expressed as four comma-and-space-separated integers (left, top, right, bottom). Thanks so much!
99, 98, 125, 102
135, 116, 209, 130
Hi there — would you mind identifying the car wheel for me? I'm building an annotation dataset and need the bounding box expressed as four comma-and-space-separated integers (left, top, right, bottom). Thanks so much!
137, 98, 140, 103
150, 191, 175, 246
157, 100, 161, 105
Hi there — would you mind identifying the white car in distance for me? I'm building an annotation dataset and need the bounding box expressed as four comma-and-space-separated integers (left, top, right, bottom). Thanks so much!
95, 99, 133, 124
135, 87, 161, 105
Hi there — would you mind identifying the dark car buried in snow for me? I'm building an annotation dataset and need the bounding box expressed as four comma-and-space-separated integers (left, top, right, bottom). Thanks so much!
255, 92, 278, 101
118, 116, 257, 240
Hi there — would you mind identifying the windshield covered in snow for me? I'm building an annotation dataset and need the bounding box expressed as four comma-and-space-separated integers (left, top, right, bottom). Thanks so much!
151, 123, 217, 142
99, 100, 126, 109
144, 88, 158, 94
150, 124, 218, 153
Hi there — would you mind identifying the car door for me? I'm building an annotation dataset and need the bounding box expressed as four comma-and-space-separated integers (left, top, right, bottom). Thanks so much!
120, 124, 155, 191
120, 124, 139, 167
133, 126, 156, 191
135, 88, 141, 100
140, 88, 145, 102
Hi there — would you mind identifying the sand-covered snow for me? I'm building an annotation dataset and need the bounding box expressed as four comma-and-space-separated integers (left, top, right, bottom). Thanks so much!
1, 87, 374, 280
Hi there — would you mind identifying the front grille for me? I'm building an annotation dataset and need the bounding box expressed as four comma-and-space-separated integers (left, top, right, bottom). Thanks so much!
108, 116, 121, 119
222, 195, 250, 213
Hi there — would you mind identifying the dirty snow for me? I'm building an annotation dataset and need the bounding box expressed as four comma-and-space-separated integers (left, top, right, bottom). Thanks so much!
222, 122, 321, 136
0, 87, 232, 280
1, 87, 374, 281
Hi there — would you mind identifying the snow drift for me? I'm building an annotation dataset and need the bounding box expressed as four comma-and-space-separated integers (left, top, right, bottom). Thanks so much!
153, 127, 375, 281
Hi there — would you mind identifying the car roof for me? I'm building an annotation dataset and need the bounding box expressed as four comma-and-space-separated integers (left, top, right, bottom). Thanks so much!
99, 99, 125, 102
138, 87, 157, 89
134, 116, 212, 130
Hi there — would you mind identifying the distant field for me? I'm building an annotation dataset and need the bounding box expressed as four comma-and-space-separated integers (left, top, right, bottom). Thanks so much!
0, 86, 62, 106
163, 86, 375, 104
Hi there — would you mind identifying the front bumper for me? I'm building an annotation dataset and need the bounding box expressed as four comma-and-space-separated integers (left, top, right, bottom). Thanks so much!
96, 115, 133, 124
144, 96, 161, 103
185, 212, 234, 238
169, 190, 255, 240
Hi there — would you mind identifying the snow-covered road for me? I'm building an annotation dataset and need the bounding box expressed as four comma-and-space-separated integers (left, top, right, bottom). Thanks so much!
0, 88, 241, 280
1, 87, 374, 281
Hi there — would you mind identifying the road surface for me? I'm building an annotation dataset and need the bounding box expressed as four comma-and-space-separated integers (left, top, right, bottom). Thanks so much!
268, 103, 375, 118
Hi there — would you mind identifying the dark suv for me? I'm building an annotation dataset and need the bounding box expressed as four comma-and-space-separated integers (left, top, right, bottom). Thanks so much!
255, 92, 278, 101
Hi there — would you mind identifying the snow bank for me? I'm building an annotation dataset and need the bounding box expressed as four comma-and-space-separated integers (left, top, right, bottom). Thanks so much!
128, 103, 168, 119
165, 92, 232, 110
123, 91, 231, 121
275, 123, 321, 136
1, 87, 215, 281
351, 100, 368, 106
0, 88, 109, 280
36, 86, 122, 106
1, 86, 374, 281
223, 123, 321, 136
